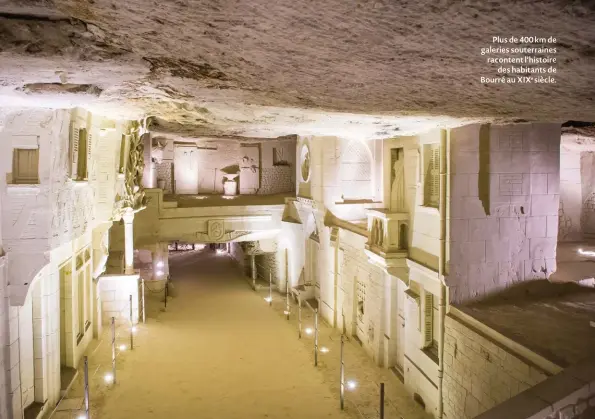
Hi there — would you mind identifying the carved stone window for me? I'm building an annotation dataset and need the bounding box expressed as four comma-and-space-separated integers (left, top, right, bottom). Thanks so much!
423, 144, 440, 208
13, 148, 39, 184
273, 147, 290, 166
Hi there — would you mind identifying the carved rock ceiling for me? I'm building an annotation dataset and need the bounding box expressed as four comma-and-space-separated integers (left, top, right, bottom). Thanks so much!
1, 0, 594, 139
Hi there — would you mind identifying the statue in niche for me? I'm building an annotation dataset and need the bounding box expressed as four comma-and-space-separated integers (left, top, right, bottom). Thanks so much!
391, 148, 406, 212
370, 218, 383, 247
151, 139, 166, 164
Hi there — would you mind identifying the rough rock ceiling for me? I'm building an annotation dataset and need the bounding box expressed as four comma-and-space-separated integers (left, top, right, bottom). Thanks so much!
1, 0, 594, 139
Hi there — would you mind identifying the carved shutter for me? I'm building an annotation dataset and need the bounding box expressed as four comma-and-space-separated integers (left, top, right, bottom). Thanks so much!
70, 122, 79, 179
430, 145, 440, 207
423, 291, 433, 348
86, 131, 93, 180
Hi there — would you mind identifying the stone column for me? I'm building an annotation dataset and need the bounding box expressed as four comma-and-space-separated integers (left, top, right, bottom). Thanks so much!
251, 254, 256, 288
123, 208, 135, 274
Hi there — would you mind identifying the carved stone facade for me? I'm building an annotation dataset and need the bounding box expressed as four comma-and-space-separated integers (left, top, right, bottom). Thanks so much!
152, 136, 296, 196
0, 107, 139, 418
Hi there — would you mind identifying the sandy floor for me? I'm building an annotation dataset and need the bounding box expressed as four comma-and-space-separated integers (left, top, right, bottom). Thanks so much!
51, 250, 430, 419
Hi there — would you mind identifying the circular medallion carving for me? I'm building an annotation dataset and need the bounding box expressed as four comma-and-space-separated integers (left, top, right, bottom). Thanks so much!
300, 144, 311, 183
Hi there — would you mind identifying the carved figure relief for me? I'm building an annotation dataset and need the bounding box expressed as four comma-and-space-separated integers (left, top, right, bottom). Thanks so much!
370, 218, 384, 247
390, 148, 406, 212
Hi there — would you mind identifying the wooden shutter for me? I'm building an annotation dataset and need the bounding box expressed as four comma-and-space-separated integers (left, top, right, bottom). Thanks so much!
14, 149, 39, 183
430, 145, 440, 207
77, 128, 88, 180
86, 131, 93, 180
423, 291, 433, 348
70, 122, 79, 179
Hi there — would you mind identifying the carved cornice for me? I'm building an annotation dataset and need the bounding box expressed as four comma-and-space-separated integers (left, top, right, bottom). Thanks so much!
364, 248, 409, 284
195, 230, 251, 243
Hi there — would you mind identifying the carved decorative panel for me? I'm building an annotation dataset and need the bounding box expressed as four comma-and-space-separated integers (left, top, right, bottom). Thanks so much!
207, 220, 225, 241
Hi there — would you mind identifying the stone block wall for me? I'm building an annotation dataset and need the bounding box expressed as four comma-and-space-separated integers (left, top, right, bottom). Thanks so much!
98, 274, 140, 325
443, 314, 548, 419
476, 358, 595, 419
580, 152, 595, 236
448, 123, 561, 303
337, 229, 385, 363
155, 161, 173, 194
230, 242, 248, 275
259, 166, 295, 195
255, 251, 279, 286
0, 257, 10, 418
559, 149, 583, 241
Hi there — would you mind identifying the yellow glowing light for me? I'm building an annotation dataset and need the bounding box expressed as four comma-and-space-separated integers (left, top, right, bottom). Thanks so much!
283, 310, 290, 315
77, 414, 88, 419
216, 249, 226, 255
156, 261, 164, 268
305, 327, 313, 335
131, 326, 137, 333
320, 346, 329, 353
578, 248, 595, 257
264, 297, 272, 303
156, 270, 164, 276
347, 380, 357, 390
119, 344, 127, 351
104, 373, 114, 384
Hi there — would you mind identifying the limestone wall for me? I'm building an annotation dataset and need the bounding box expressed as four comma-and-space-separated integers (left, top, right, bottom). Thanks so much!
230, 242, 248, 275
580, 152, 595, 235
297, 135, 383, 209
443, 313, 549, 419
0, 108, 127, 304
409, 130, 443, 271
0, 107, 124, 418
476, 358, 595, 419
447, 123, 561, 303
559, 149, 583, 241
98, 274, 140, 325
0, 256, 9, 418
337, 229, 385, 363
155, 161, 173, 193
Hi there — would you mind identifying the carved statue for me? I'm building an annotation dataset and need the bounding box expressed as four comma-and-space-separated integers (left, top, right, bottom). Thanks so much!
391, 148, 406, 212
152, 138, 167, 164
